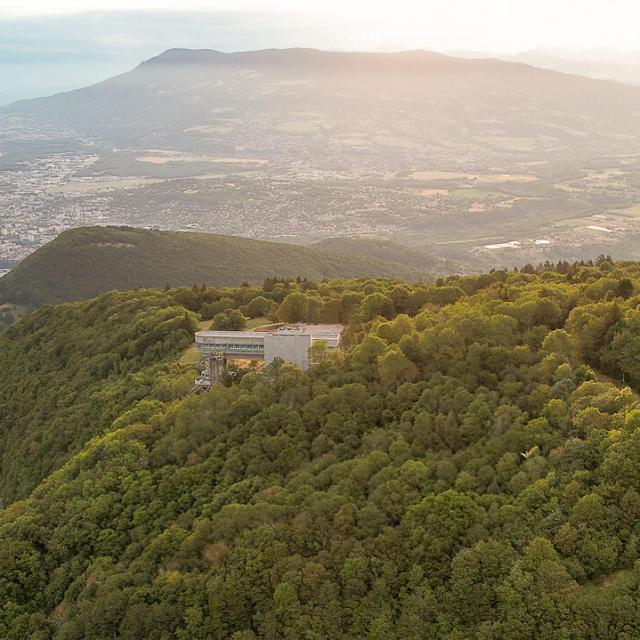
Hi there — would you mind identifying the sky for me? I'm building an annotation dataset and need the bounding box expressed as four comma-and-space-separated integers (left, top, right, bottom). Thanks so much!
1, 0, 640, 104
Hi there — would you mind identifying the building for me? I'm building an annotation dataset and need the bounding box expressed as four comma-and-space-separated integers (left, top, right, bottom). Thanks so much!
194, 324, 345, 388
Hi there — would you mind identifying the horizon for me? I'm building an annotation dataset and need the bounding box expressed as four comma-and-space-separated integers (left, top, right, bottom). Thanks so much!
3, 41, 640, 106
2, 1, 640, 103
5, 4, 640, 634
3, 42, 639, 107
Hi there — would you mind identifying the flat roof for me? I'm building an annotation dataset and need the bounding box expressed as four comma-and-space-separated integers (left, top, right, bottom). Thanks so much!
196, 324, 345, 340
295, 324, 345, 335
197, 331, 265, 339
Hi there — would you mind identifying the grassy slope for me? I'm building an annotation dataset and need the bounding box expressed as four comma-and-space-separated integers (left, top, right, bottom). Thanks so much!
0, 226, 426, 307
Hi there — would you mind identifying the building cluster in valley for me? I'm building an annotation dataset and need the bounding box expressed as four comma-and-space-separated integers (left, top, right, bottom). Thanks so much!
3, 112, 640, 271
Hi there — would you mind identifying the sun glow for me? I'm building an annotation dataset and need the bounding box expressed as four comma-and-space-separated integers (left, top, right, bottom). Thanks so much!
1, 0, 640, 52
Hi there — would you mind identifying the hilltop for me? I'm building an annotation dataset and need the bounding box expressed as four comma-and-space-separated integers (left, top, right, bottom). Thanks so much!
12, 46, 640, 153
4, 259, 640, 636
0, 226, 426, 308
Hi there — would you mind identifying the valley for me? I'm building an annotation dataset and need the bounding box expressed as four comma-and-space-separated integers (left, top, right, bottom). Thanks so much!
6, 2, 640, 636
3, 48, 640, 272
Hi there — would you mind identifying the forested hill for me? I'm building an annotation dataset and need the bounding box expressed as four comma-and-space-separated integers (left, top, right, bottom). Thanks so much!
0, 226, 425, 308
6, 259, 640, 637
313, 236, 463, 274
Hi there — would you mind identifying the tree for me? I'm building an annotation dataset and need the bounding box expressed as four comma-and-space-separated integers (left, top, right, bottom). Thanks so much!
542, 329, 573, 361
376, 314, 414, 344
617, 277, 634, 299
602, 310, 640, 383
497, 538, 577, 639
211, 309, 247, 330
309, 339, 329, 366
201, 296, 236, 319
276, 292, 309, 323
360, 293, 395, 322
450, 540, 516, 624
240, 296, 274, 319
566, 302, 620, 364
403, 491, 485, 580
377, 346, 418, 386
350, 335, 386, 368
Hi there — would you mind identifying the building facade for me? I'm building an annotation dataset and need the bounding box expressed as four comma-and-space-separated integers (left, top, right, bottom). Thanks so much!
194, 324, 345, 387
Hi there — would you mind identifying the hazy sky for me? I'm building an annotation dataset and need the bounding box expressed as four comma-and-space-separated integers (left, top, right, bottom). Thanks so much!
3, 0, 640, 51
1, 0, 639, 104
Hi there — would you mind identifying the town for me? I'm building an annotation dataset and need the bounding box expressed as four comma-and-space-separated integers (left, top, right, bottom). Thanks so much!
3, 105, 640, 273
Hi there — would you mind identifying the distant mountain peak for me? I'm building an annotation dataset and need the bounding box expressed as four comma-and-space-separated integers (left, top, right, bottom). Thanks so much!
137, 46, 455, 70
140, 48, 228, 66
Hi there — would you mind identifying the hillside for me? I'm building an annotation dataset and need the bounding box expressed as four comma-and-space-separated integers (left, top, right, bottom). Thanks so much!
5, 48, 640, 270
0, 226, 424, 308
313, 237, 463, 275
0, 289, 198, 502
5, 260, 640, 636
506, 49, 640, 87
12, 48, 640, 143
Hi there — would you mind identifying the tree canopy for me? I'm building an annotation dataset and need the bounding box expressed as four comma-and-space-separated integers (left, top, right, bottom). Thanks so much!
3, 258, 640, 637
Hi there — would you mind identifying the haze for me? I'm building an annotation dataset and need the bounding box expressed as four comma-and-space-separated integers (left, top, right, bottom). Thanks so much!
1, 0, 640, 103
2, 1, 640, 275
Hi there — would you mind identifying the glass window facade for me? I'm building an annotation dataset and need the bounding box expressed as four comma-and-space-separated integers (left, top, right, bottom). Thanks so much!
198, 342, 264, 352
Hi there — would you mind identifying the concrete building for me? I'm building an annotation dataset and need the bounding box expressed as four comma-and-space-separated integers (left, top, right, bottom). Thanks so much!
194, 324, 345, 388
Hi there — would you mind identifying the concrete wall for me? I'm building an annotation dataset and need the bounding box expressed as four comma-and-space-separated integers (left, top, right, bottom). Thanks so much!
264, 332, 312, 371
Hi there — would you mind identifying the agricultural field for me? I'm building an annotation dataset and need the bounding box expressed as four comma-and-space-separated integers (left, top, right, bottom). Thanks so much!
5, 49, 640, 270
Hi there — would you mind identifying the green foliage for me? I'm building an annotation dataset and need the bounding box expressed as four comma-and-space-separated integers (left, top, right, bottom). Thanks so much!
276, 291, 312, 323
211, 309, 247, 331
240, 295, 275, 319
360, 292, 395, 321
0, 226, 425, 310
5, 259, 640, 637
0, 290, 197, 501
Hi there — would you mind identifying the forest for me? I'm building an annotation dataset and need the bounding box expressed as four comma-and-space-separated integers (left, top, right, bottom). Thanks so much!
0, 226, 426, 310
4, 257, 640, 638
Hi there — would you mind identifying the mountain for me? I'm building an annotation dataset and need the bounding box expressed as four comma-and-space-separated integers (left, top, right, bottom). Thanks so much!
0, 226, 425, 308
450, 48, 640, 87
5, 48, 640, 271
3, 259, 640, 636
507, 48, 640, 87
12, 47, 640, 148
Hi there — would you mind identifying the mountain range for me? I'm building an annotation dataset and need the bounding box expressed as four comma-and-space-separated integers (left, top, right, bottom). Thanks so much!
4, 47, 640, 273
13, 47, 640, 149
6, 45, 640, 638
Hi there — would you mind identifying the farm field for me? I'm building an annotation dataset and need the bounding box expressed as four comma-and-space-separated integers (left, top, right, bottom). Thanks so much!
5, 48, 640, 270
